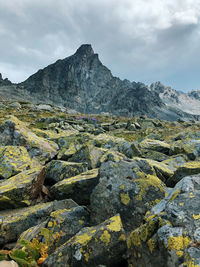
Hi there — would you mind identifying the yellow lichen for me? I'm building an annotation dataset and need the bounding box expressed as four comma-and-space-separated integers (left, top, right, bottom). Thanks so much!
167, 236, 191, 250
107, 215, 122, 232
100, 230, 111, 246
192, 214, 200, 220
176, 250, 184, 257
120, 193, 130, 205
147, 238, 155, 253
120, 185, 125, 190
118, 234, 126, 241
127, 229, 141, 248
73, 233, 93, 246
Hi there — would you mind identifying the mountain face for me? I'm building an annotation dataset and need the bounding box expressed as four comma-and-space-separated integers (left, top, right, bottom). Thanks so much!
0, 44, 200, 121
150, 82, 200, 116
0, 73, 11, 86
19, 44, 164, 118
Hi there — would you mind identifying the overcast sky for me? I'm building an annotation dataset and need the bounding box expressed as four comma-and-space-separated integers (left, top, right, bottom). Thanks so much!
0, 0, 200, 92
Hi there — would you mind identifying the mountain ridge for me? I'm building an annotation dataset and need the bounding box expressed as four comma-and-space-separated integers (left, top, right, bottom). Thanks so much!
0, 44, 200, 121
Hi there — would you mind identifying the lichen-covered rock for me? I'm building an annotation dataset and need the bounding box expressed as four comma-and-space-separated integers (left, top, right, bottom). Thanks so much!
0, 167, 45, 209
139, 138, 170, 155
0, 116, 58, 163
90, 161, 166, 231
43, 214, 127, 267
127, 174, 200, 267
166, 161, 200, 187
57, 133, 91, 160
0, 199, 78, 247
132, 157, 174, 183
141, 150, 170, 162
99, 150, 126, 164
45, 160, 88, 185
162, 155, 187, 170
50, 169, 99, 205
93, 133, 140, 158
0, 146, 34, 179
44, 206, 89, 252
69, 143, 106, 169
170, 139, 200, 160
0, 202, 53, 246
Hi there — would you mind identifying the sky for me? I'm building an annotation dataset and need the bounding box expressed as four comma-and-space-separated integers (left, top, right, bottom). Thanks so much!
0, 0, 200, 92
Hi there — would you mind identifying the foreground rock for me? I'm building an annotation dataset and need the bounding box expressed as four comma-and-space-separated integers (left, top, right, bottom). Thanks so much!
0, 146, 33, 179
45, 160, 88, 185
43, 214, 127, 267
51, 169, 99, 205
0, 199, 77, 246
90, 160, 166, 231
0, 167, 45, 210
0, 116, 58, 163
127, 174, 200, 267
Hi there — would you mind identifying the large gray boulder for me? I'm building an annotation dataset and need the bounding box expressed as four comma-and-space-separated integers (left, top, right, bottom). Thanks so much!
43, 214, 127, 267
127, 174, 200, 267
90, 160, 166, 231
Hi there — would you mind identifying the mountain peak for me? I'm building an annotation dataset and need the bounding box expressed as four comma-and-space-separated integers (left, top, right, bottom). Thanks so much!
75, 44, 94, 57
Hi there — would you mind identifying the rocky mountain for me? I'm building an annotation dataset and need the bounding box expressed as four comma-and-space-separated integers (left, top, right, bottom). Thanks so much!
150, 81, 200, 116
0, 44, 200, 121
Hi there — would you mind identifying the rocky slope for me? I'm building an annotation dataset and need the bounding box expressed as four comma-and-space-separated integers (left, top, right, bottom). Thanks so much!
0, 101, 200, 266
150, 81, 200, 116
0, 45, 200, 121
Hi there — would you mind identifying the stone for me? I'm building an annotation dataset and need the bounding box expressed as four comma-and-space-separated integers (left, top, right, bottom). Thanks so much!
0, 146, 34, 179
69, 143, 106, 169
0, 199, 78, 247
0, 167, 45, 210
90, 161, 166, 231
50, 169, 99, 205
45, 160, 88, 185
166, 161, 200, 187
93, 134, 139, 158
170, 139, 200, 160
139, 138, 170, 155
0, 116, 58, 163
43, 214, 127, 267
127, 174, 200, 267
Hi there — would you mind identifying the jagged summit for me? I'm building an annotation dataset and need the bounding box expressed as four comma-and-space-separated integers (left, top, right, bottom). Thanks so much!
0, 44, 200, 121
74, 44, 94, 57
0, 73, 12, 86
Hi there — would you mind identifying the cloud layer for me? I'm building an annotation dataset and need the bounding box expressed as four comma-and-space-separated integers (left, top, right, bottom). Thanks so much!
0, 0, 200, 91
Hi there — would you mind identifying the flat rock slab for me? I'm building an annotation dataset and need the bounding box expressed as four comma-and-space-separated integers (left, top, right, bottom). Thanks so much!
0, 146, 34, 179
45, 160, 88, 185
0, 199, 78, 246
0, 167, 45, 210
50, 169, 99, 205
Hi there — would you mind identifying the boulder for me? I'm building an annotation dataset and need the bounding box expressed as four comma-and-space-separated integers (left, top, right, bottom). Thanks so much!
0, 199, 78, 246
139, 138, 170, 155
69, 144, 106, 169
0, 116, 58, 163
45, 160, 88, 185
167, 161, 200, 187
127, 174, 200, 267
0, 146, 34, 179
170, 139, 200, 160
90, 161, 166, 231
57, 133, 91, 160
93, 133, 140, 158
0, 167, 45, 209
43, 214, 127, 267
50, 169, 99, 205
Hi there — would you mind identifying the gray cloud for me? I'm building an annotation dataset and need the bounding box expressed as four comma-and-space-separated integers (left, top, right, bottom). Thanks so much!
0, 0, 200, 91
